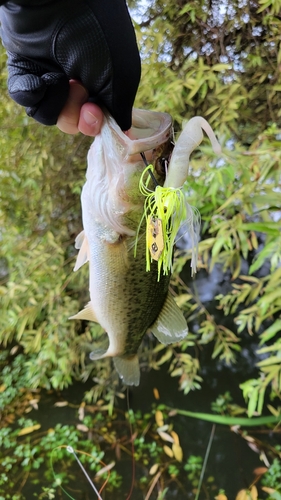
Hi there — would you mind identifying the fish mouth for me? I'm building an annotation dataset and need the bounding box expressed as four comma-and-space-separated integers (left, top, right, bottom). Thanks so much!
106, 108, 173, 158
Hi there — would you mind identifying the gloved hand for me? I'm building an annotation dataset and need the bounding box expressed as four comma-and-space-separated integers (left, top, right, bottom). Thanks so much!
0, 0, 141, 130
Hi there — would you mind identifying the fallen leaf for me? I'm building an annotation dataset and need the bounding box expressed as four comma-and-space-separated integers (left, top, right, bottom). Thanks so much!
168, 409, 177, 417
29, 399, 39, 410
170, 431, 179, 445
236, 488, 258, 500
260, 450, 270, 468
76, 424, 89, 432
163, 445, 174, 458
157, 424, 169, 432
250, 486, 258, 500
236, 490, 248, 500
155, 410, 164, 427
230, 425, 241, 433
253, 466, 268, 476
0, 384, 6, 393
18, 424, 41, 436
95, 462, 115, 477
262, 487, 277, 494
153, 388, 160, 400
247, 442, 260, 454
172, 443, 183, 462
244, 435, 255, 443
78, 403, 85, 421
149, 463, 159, 475
158, 431, 174, 443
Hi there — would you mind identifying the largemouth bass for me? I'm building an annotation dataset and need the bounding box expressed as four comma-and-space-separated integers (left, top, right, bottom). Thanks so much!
71, 109, 220, 386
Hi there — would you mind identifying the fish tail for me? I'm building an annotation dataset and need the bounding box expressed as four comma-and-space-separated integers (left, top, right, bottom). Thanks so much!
113, 355, 140, 386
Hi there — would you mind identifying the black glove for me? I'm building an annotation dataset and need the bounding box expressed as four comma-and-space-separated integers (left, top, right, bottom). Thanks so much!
0, 0, 141, 130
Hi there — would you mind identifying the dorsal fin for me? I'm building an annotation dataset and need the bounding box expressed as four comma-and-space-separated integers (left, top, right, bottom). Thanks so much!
69, 301, 98, 322
150, 292, 188, 344
73, 230, 90, 271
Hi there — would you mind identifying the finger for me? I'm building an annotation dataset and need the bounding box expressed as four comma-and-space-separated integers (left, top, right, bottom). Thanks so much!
56, 81, 88, 134
78, 102, 104, 136
6, 52, 69, 125
27, 72, 69, 125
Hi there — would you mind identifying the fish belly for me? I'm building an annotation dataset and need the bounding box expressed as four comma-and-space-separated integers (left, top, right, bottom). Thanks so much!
88, 223, 170, 358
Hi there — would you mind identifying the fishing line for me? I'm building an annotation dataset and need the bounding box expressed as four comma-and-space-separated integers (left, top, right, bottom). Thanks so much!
140, 152, 159, 188
125, 387, 136, 500
51, 445, 111, 499
67, 446, 103, 500
194, 424, 216, 500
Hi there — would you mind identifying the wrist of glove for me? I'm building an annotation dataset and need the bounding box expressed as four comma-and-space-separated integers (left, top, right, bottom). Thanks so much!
0, 0, 141, 129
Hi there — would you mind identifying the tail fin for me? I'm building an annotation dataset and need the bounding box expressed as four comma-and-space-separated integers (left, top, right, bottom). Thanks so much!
113, 355, 140, 386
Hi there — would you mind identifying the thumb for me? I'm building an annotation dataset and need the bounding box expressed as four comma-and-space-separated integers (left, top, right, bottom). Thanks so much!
57, 81, 104, 136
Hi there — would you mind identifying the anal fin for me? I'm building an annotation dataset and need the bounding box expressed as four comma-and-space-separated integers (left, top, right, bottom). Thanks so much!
69, 301, 98, 322
150, 292, 188, 344
89, 337, 110, 360
113, 355, 140, 386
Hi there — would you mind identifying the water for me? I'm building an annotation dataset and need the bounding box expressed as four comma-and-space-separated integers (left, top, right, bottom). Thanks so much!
18, 263, 278, 499
21, 350, 274, 499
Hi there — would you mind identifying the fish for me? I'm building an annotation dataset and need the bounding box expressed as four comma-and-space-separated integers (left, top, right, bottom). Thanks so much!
70, 109, 221, 386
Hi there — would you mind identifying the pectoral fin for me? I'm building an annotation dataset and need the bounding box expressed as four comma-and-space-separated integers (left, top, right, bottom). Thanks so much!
113, 355, 140, 386
69, 302, 98, 322
73, 230, 90, 271
150, 292, 188, 344
75, 230, 85, 249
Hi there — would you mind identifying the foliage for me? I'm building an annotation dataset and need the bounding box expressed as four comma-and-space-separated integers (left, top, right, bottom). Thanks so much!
262, 456, 281, 490
170, 125, 281, 416
0, 417, 120, 498
0, 397, 212, 498
0, 3, 281, 497
131, 0, 281, 141
0, 387, 280, 499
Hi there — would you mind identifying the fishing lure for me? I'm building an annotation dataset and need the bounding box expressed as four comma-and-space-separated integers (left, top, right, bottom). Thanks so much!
137, 164, 199, 279
136, 116, 221, 279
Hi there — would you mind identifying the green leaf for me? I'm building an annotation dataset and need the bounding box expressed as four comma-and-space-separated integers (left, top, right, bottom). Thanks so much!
167, 407, 280, 426
260, 320, 281, 345
239, 222, 280, 236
